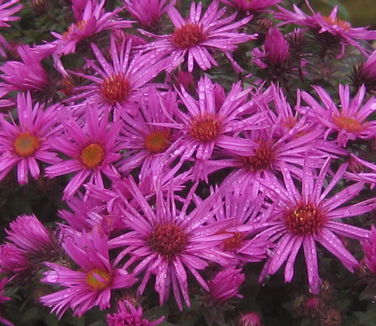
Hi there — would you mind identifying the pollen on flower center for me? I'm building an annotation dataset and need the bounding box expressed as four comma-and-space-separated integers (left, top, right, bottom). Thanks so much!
284, 202, 326, 236
80, 143, 105, 169
13, 132, 40, 157
100, 73, 131, 105
323, 16, 351, 31
332, 114, 364, 133
171, 23, 207, 49
189, 114, 222, 143
144, 130, 171, 153
148, 223, 188, 259
242, 141, 274, 172
86, 268, 112, 290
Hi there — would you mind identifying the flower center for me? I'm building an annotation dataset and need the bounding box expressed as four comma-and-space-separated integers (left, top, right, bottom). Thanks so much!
13, 132, 40, 157
86, 268, 112, 290
189, 114, 222, 143
80, 143, 105, 169
242, 141, 274, 172
323, 16, 351, 31
332, 114, 364, 133
284, 202, 326, 236
100, 73, 131, 105
144, 130, 171, 153
148, 223, 188, 259
63, 20, 87, 39
223, 232, 243, 251
171, 23, 207, 49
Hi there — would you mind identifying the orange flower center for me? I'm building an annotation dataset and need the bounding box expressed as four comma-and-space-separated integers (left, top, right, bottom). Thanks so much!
80, 143, 105, 169
323, 16, 351, 31
86, 268, 112, 290
148, 223, 188, 259
222, 232, 243, 251
284, 202, 326, 235
189, 114, 222, 143
13, 132, 40, 157
171, 23, 207, 49
63, 20, 87, 39
242, 141, 274, 172
332, 114, 364, 133
144, 130, 171, 153
100, 73, 131, 105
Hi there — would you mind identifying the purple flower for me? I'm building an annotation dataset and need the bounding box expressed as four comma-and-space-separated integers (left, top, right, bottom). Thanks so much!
40, 229, 137, 318
140, 1, 256, 72
0, 243, 29, 274
69, 37, 168, 113
0, 0, 22, 28
362, 225, 376, 274
221, 0, 281, 12
276, 3, 376, 56
353, 50, 376, 93
0, 45, 49, 93
208, 267, 245, 303
239, 312, 263, 326
109, 178, 232, 309
0, 92, 61, 184
252, 158, 374, 294
107, 300, 165, 326
301, 84, 376, 147
123, 0, 172, 28
52, 0, 133, 55
0, 278, 13, 326
6, 214, 55, 254
46, 107, 122, 199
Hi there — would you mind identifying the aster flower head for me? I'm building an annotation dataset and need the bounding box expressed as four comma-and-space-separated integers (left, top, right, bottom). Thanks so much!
301, 84, 376, 147
361, 225, 376, 275
276, 1, 376, 56
6, 214, 55, 254
45, 106, 122, 199
109, 178, 233, 309
69, 37, 168, 113
0, 45, 49, 94
52, 0, 133, 55
166, 75, 265, 162
124, 0, 172, 29
221, 0, 281, 12
253, 158, 374, 294
141, 1, 256, 72
0, 243, 29, 274
0, 0, 22, 27
0, 92, 61, 184
208, 267, 245, 303
40, 228, 137, 318
352, 50, 376, 93
107, 300, 165, 326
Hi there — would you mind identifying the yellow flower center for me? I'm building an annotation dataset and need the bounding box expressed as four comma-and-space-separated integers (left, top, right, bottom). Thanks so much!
80, 143, 105, 169
86, 268, 112, 290
13, 132, 40, 157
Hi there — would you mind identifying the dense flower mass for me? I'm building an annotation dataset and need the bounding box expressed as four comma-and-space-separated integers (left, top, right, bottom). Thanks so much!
0, 0, 375, 325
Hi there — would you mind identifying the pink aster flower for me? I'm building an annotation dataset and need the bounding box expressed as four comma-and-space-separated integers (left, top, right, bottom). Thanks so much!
252, 158, 374, 294
6, 214, 55, 254
208, 267, 245, 303
353, 50, 376, 93
161, 75, 265, 162
107, 300, 165, 326
52, 0, 133, 55
118, 87, 179, 176
361, 225, 376, 275
0, 92, 61, 184
109, 178, 233, 310
301, 84, 376, 147
276, 2, 376, 56
45, 107, 122, 199
0, 278, 13, 326
221, 0, 281, 12
40, 229, 137, 318
0, 45, 49, 94
0, 0, 22, 28
0, 243, 29, 274
123, 0, 172, 29
69, 37, 168, 113
140, 1, 256, 72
